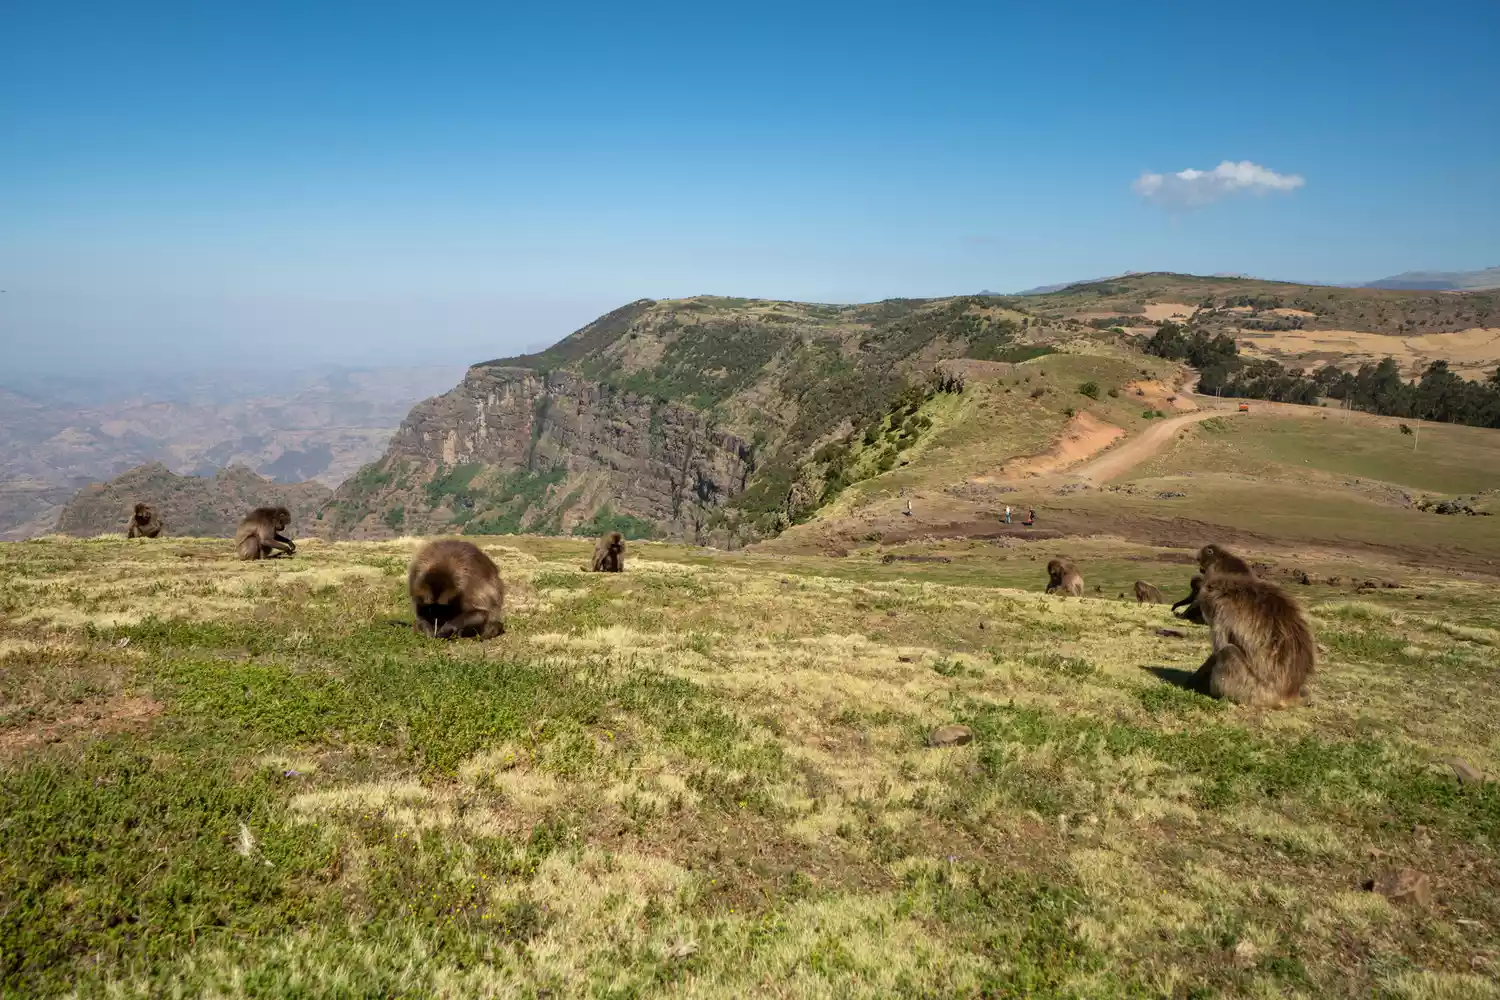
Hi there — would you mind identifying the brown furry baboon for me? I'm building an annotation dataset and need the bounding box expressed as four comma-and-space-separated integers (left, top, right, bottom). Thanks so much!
235, 506, 296, 560
408, 539, 506, 639
1198, 543, 1253, 578
1045, 558, 1084, 597
1190, 573, 1314, 707
1171, 575, 1206, 624
1134, 580, 1164, 604
126, 503, 162, 539
590, 531, 625, 572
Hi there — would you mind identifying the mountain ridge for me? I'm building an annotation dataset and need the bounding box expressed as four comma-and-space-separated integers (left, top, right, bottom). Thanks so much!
316, 273, 1499, 544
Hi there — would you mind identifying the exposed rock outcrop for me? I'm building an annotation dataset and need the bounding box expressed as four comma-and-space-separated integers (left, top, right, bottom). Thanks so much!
320, 367, 754, 540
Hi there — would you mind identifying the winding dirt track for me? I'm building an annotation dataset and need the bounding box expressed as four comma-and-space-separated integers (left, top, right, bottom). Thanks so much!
1070, 406, 1230, 482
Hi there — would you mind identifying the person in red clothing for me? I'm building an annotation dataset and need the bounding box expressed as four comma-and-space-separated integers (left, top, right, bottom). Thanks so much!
1022, 507, 1035, 526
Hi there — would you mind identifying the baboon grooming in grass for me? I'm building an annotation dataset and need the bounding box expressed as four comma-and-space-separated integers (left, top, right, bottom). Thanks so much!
408, 539, 506, 639
591, 531, 625, 572
1198, 543, 1253, 578
1134, 580, 1164, 604
1045, 558, 1084, 597
126, 503, 162, 538
1172, 575, 1206, 624
235, 506, 296, 560
1190, 573, 1314, 707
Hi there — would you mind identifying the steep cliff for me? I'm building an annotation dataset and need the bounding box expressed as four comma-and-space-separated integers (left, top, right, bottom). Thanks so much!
318, 366, 754, 540
56, 463, 332, 539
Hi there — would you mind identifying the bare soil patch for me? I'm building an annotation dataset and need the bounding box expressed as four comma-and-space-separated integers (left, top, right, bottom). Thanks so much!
976, 412, 1124, 481
869, 520, 1066, 545
0, 693, 162, 761
1141, 302, 1198, 322
1237, 326, 1500, 380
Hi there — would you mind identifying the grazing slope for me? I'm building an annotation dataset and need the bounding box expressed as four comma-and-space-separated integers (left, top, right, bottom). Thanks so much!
1, 535, 1496, 996
768, 355, 1500, 575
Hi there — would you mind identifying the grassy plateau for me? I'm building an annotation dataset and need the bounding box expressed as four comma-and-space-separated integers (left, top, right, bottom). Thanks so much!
1, 532, 1498, 998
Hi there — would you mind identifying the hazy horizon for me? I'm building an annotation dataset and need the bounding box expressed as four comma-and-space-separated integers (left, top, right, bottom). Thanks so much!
3, 0, 1498, 376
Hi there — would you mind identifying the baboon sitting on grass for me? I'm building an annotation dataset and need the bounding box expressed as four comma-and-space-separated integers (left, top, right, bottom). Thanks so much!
591, 531, 625, 572
1190, 573, 1314, 707
235, 507, 296, 560
1134, 580, 1164, 604
126, 503, 162, 539
1045, 559, 1083, 597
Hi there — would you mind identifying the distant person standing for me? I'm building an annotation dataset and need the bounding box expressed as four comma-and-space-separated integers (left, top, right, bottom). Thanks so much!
1004, 505, 1012, 524
1023, 507, 1035, 526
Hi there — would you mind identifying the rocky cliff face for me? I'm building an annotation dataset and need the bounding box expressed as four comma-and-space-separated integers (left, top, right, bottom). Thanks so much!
56, 463, 332, 539
319, 366, 754, 540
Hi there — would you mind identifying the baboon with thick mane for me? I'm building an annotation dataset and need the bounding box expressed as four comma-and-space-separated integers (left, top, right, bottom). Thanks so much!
408, 539, 506, 639
1134, 580, 1164, 604
126, 503, 162, 539
235, 506, 296, 560
1198, 543, 1253, 578
591, 531, 625, 572
1045, 558, 1084, 597
1190, 573, 1314, 707
1171, 574, 1206, 624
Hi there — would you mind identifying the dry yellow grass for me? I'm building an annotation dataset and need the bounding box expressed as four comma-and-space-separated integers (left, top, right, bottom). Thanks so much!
1, 534, 1497, 997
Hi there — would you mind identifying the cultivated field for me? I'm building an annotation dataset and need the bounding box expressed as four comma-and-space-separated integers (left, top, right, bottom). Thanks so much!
2, 534, 1497, 997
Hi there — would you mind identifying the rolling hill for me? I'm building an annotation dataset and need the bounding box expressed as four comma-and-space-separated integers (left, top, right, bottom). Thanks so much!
314, 274, 1500, 548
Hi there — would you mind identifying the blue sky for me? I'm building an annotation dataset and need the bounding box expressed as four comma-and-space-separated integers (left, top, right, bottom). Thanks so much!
2, 0, 1498, 372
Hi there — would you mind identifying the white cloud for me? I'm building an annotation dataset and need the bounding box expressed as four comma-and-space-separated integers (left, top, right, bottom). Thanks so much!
1133, 160, 1305, 208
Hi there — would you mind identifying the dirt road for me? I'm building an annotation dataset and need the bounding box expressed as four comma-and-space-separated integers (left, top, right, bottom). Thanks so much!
1071, 404, 1231, 483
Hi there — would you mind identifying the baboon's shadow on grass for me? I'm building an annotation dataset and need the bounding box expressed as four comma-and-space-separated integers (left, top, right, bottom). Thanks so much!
1142, 665, 1206, 694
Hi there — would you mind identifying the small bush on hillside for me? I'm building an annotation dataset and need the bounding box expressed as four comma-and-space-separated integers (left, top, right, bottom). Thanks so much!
1064, 407, 1076, 418
1031, 387, 1046, 399
1108, 387, 1120, 398
1078, 381, 1100, 399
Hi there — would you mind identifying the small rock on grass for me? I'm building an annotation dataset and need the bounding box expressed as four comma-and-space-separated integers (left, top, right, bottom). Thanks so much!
1366, 868, 1432, 907
1155, 627, 1187, 638
1447, 758, 1490, 787
928, 724, 975, 748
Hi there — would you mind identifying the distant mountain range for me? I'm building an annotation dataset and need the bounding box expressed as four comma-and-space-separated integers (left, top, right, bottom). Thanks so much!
1000, 266, 1500, 296
0, 364, 465, 540
1362, 267, 1500, 291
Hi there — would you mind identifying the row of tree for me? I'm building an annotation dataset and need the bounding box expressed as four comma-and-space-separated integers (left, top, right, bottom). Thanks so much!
1142, 323, 1500, 428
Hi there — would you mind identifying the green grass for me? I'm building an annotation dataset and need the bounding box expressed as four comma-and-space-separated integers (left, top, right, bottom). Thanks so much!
1, 534, 1498, 997
1145, 410, 1500, 495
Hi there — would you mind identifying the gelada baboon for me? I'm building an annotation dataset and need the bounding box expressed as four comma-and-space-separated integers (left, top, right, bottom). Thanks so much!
591, 531, 625, 572
1198, 543, 1253, 578
1134, 580, 1164, 604
1171, 574, 1206, 624
1190, 573, 1314, 707
1045, 558, 1084, 597
126, 502, 162, 539
408, 539, 506, 639
235, 506, 296, 560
